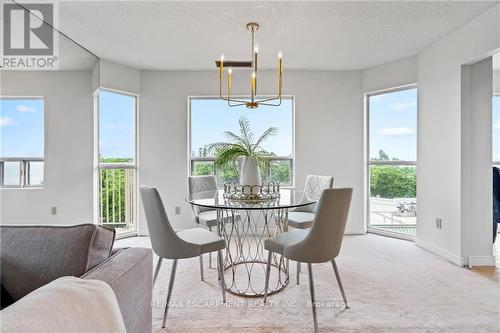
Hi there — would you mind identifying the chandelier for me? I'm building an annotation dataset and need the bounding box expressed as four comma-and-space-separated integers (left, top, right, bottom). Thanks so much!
215, 22, 283, 109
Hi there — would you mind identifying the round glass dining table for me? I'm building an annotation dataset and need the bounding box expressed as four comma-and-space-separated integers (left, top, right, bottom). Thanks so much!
186, 189, 316, 297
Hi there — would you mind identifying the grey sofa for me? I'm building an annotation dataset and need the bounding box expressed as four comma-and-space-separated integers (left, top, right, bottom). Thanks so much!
0, 224, 152, 333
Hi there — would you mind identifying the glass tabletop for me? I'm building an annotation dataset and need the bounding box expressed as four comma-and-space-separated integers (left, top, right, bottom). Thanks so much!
186, 189, 316, 210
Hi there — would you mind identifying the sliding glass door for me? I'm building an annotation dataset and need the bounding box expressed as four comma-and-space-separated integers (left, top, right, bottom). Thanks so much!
367, 87, 417, 238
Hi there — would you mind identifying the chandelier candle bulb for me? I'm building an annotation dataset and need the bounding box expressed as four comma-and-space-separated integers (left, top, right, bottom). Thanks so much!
278, 52, 282, 74
278, 52, 283, 95
227, 68, 232, 94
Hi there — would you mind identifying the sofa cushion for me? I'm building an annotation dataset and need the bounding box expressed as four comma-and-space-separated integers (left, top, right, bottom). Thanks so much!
0, 224, 115, 301
0, 276, 126, 333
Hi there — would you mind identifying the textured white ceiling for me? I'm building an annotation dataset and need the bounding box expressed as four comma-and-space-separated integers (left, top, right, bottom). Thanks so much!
58, 1, 498, 70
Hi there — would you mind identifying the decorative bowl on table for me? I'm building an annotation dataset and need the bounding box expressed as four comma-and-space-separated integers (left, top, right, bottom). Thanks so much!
223, 181, 280, 202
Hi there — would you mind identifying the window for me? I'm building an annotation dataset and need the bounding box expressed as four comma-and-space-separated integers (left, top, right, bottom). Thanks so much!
0, 98, 44, 187
97, 90, 137, 233
189, 97, 294, 186
367, 87, 417, 237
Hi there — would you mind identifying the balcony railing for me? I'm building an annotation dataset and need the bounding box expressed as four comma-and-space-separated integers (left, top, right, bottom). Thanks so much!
0, 157, 44, 187
190, 156, 294, 186
99, 163, 135, 231
368, 162, 417, 237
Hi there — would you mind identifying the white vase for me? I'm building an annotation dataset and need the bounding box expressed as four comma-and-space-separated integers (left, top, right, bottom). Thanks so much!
239, 156, 262, 194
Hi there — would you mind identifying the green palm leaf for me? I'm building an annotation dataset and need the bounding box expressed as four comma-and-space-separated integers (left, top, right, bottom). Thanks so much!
208, 115, 279, 174
238, 116, 254, 152
224, 131, 247, 148
253, 127, 278, 151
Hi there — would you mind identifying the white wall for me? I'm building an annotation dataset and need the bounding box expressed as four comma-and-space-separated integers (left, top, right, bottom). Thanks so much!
494, 70, 500, 94
1, 71, 94, 224
362, 55, 418, 93
460, 58, 494, 266
416, 5, 500, 265
138, 70, 365, 234
99, 59, 141, 94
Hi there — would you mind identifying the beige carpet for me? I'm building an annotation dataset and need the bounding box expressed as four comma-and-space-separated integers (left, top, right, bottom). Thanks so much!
116, 234, 500, 332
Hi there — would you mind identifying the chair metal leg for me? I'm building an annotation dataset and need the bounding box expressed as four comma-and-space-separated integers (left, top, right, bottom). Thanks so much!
199, 255, 204, 281
307, 263, 319, 333
263, 251, 272, 303
331, 259, 349, 308
153, 257, 163, 287
296, 261, 301, 285
208, 226, 213, 268
161, 259, 178, 329
217, 250, 226, 303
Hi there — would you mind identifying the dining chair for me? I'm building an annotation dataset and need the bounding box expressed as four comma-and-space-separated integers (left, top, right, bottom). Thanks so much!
289, 175, 334, 284
264, 188, 353, 333
188, 175, 219, 269
140, 186, 226, 328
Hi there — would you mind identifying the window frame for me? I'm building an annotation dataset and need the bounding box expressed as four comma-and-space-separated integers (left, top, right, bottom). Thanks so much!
0, 96, 45, 189
365, 84, 418, 241
94, 87, 139, 238
187, 95, 296, 188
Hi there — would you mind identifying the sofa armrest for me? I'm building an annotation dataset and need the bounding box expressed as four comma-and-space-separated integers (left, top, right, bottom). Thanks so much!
81, 247, 152, 333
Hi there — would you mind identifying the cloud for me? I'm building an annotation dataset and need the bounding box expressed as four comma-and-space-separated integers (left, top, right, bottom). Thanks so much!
0, 116, 15, 127
16, 105, 37, 112
389, 100, 416, 111
370, 94, 386, 103
104, 123, 128, 131
380, 127, 415, 136
494, 119, 500, 130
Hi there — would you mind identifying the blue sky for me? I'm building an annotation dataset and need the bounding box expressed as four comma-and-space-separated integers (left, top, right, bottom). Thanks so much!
99, 90, 136, 160
191, 98, 293, 157
1, 98, 44, 157
369, 88, 417, 161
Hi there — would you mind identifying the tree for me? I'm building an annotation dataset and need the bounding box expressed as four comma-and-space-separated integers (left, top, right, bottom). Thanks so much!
378, 150, 389, 160
193, 162, 214, 175
370, 165, 416, 198
270, 161, 291, 184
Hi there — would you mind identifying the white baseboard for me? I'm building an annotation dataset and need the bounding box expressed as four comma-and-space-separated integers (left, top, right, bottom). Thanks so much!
466, 256, 496, 268
415, 238, 464, 266
345, 228, 367, 235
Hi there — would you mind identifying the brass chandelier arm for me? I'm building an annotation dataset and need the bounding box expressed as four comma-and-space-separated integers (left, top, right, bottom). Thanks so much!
257, 99, 283, 107
219, 74, 249, 104
228, 101, 247, 107
254, 94, 282, 104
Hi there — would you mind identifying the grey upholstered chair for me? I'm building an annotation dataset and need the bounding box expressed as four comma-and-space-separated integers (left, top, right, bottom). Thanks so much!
289, 175, 334, 283
264, 188, 353, 333
140, 186, 226, 328
188, 175, 219, 268
289, 175, 334, 229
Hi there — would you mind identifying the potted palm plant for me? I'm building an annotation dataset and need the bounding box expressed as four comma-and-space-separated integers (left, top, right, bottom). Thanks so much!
208, 116, 278, 189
